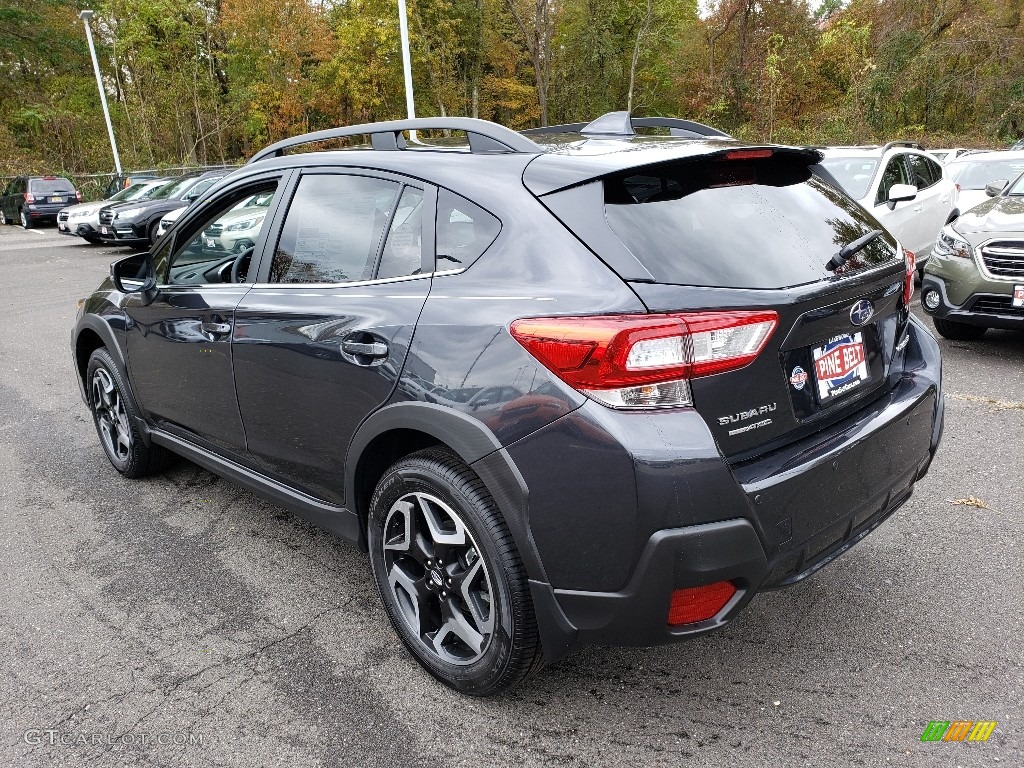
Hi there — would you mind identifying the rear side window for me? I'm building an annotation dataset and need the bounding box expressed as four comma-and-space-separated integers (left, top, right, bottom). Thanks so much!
907, 154, 940, 189
436, 189, 500, 270
270, 174, 400, 284
30, 178, 74, 194
603, 155, 898, 289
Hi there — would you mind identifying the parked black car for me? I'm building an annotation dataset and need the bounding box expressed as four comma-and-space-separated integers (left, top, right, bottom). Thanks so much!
1, 176, 80, 228
97, 170, 225, 247
73, 114, 944, 695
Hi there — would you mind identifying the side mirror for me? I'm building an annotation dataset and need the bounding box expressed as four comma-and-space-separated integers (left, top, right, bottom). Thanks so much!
887, 183, 918, 206
111, 253, 157, 301
985, 179, 1008, 197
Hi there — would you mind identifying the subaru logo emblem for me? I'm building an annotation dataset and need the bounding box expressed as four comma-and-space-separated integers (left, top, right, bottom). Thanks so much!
850, 299, 874, 326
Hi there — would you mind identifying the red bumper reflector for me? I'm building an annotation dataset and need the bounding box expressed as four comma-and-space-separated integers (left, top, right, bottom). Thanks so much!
667, 581, 737, 626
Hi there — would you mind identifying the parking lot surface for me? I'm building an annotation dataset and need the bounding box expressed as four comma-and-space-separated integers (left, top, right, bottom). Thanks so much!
1, 225, 1020, 767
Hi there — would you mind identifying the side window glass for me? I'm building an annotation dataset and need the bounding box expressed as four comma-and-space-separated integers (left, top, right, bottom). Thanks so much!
907, 154, 935, 190
436, 189, 501, 270
270, 174, 399, 284
164, 180, 280, 285
875, 156, 910, 205
376, 186, 425, 279
926, 157, 943, 186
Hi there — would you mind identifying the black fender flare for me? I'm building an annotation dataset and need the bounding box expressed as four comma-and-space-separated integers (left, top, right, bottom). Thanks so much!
73, 313, 152, 446
345, 401, 579, 660
345, 401, 548, 583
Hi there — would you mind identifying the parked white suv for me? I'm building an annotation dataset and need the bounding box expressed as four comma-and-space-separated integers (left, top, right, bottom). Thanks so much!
816, 143, 958, 276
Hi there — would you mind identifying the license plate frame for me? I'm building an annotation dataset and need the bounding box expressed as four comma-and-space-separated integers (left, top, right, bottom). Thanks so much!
50, 196, 62, 203
811, 331, 870, 404
100, 226, 108, 234
206, 238, 217, 248
1014, 285, 1024, 308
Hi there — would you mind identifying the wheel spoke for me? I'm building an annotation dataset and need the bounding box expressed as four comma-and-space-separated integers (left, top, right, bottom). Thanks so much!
433, 601, 486, 658
457, 558, 494, 636
382, 500, 414, 553
388, 561, 431, 638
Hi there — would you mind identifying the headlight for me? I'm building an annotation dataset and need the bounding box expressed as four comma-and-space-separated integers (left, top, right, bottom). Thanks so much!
225, 214, 265, 232
114, 207, 146, 220
70, 208, 96, 219
933, 225, 972, 259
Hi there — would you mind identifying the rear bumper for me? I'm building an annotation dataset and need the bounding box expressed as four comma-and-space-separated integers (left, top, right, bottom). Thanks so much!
523, 316, 943, 654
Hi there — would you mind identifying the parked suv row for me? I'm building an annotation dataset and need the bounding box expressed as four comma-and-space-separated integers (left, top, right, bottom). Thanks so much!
73, 114, 944, 694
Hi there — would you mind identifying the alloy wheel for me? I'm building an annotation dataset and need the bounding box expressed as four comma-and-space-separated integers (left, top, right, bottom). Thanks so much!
20, 210, 29, 229
91, 368, 132, 463
381, 491, 495, 665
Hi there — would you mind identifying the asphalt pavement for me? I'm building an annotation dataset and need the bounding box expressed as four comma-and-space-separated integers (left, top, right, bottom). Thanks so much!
1, 224, 1021, 767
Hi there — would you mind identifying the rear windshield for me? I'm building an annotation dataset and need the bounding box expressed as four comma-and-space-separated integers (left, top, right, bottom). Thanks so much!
603, 156, 898, 289
947, 158, 1024, 189
29, 178, 74, 194
816, 157, 879, 199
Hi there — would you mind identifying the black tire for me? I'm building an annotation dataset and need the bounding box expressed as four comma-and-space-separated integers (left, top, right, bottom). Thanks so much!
0, 209, 8, 225
932, 317, 987, 340
148, 219, 161, 246
83, 234, 104, 245
368, 448, 544, 695
20, 208, 30, 229
86, 348, 171, 478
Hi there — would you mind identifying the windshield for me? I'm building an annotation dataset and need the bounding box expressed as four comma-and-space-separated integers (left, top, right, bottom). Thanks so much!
817, 158, 879, 200
1006, 172, 1024, 195
151, 176, 200, 200
947, 157, 1024, 189
109, 183, 162, 202
603, 156, 899, 289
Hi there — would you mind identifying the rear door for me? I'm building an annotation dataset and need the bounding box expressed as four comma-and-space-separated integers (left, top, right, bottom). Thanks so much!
544, 149, 911, 459
872, 153, 923, 252
906, 152, 952, 255
232, 169, 434, 505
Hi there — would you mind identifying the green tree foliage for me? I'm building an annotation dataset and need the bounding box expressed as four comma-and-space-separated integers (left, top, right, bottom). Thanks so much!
2, 0, 1022, 175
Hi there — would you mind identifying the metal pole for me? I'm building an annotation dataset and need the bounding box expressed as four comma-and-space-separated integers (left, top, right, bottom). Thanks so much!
79, 10, 122, 175
396, 0, 415, 120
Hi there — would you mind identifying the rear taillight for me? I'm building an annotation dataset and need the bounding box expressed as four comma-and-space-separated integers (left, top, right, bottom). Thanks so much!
509, 311, 778, 409
954, 182, 961, 194
24, 193, 35, 204
903, 248, 916, 306
668, 581, 737, 625
75, 191, 82, 202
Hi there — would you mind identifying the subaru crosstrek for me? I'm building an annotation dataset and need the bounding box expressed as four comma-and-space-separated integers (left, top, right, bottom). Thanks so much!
72, 113, 944, 695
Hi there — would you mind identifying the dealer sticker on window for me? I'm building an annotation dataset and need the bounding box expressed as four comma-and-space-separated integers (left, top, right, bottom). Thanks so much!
1013, 285, 1024, 308
812, 332, 869, 402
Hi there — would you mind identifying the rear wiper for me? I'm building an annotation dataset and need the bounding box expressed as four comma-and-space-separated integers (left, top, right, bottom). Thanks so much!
827, 229, 883, 271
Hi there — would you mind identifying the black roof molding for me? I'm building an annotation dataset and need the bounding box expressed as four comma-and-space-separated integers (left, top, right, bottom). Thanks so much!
880, 141, 924, 153
248, 117, 543, 164
522, 112, 732, 140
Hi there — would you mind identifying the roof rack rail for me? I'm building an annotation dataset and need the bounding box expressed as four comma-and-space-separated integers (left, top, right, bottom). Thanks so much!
521, 111, 732, 139
247, 117, 542, 164
880, 140, 924, 153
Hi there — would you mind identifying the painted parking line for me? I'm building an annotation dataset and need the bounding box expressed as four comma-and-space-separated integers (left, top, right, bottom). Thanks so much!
27, 229, 46, 235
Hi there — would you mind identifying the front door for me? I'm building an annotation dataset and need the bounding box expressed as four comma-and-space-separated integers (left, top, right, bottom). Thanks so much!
873, 154, 922, 253
232, 170, 434, 505
124, 175, 285, 461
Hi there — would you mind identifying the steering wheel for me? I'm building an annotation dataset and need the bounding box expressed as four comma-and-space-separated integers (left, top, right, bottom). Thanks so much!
230, 246, 255, 283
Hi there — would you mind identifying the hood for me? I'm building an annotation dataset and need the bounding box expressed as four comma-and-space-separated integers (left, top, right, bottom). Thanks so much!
953, 195, 1024, 244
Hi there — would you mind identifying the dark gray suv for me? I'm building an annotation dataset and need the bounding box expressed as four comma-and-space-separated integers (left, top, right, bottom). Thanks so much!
72, 114, 944, 695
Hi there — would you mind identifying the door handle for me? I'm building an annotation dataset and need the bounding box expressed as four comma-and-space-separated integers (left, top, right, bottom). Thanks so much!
201, 321, 232, 335
342, 340, 388, 358
913, 205, 922, 212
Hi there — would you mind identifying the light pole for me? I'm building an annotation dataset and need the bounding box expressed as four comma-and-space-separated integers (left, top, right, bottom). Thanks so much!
396, 0, 415, 120
79, 10, 122, 175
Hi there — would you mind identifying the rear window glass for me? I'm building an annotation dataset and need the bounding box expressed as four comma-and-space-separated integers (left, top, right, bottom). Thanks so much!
29, 178, 74, 194
816, 158, 879, 199
603, 156, 898, 289
947, 158, 1024, 189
